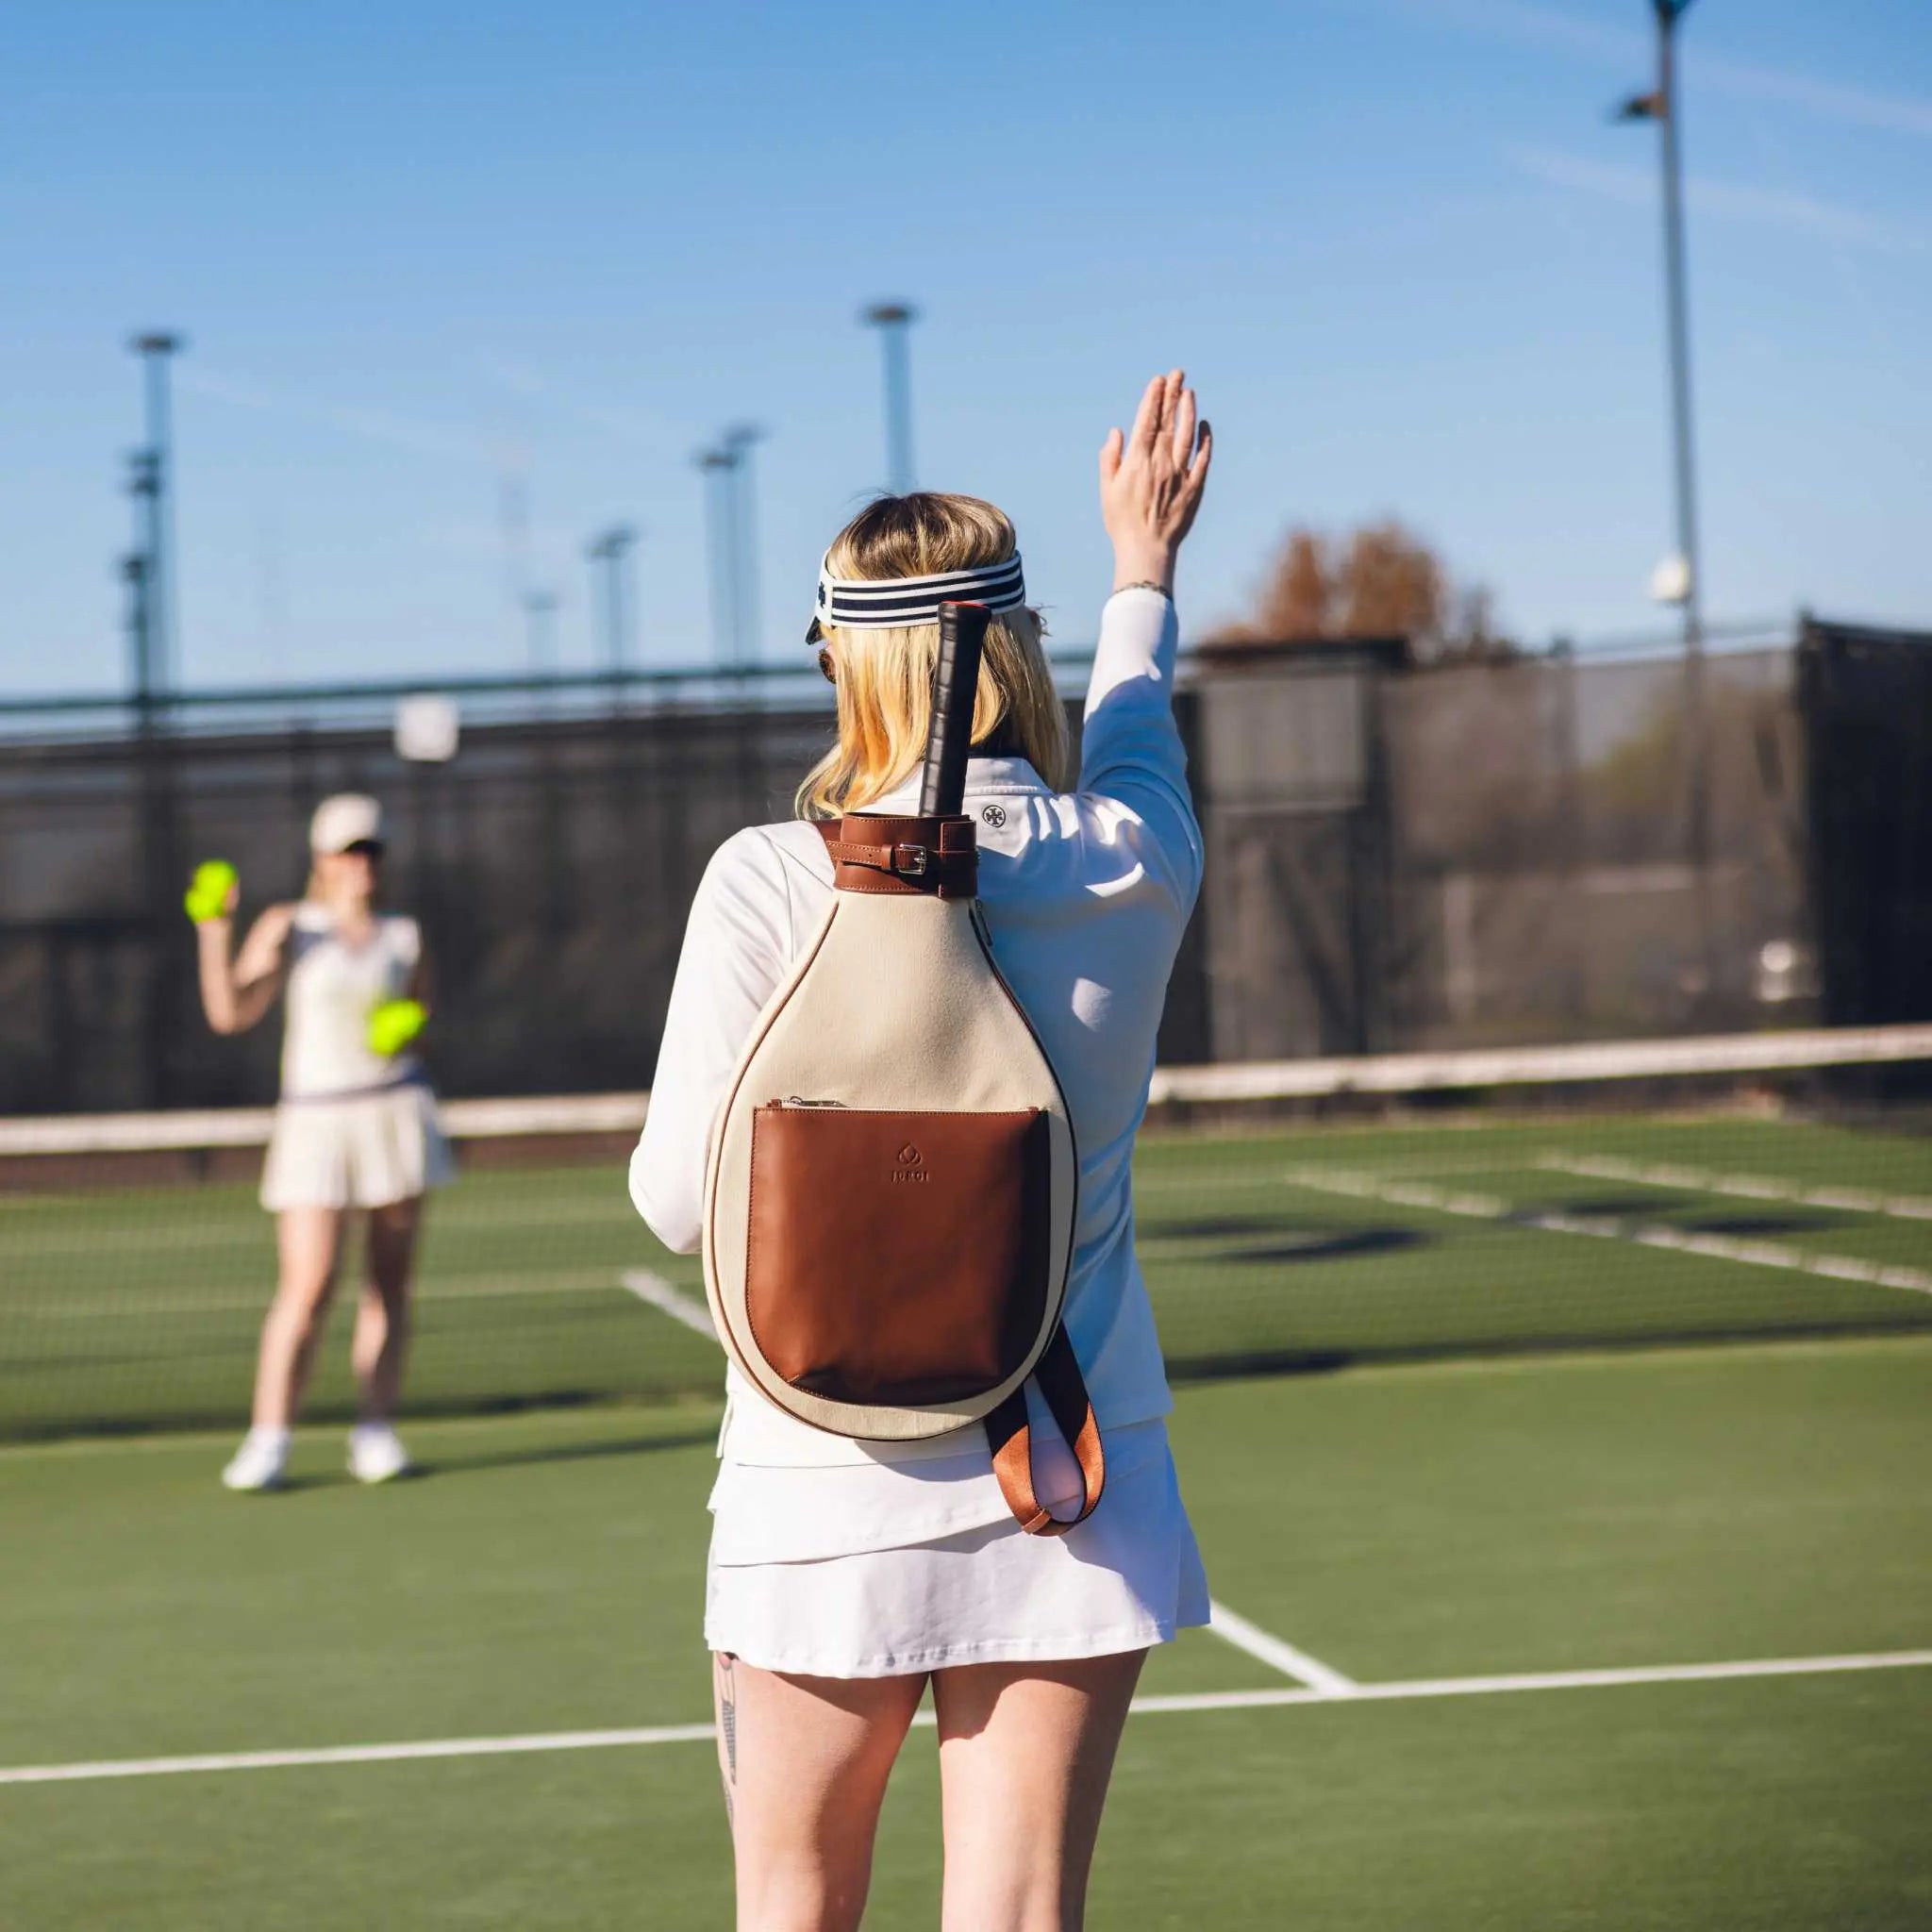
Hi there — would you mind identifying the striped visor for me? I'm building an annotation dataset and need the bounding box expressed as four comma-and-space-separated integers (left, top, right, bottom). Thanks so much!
808, 551, 1027, 641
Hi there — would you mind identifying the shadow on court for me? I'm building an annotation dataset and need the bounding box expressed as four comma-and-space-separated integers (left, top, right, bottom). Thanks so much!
412, 1424, 720, 1481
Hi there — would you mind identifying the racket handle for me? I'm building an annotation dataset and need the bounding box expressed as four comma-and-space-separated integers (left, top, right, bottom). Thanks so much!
920, 602, 991, 818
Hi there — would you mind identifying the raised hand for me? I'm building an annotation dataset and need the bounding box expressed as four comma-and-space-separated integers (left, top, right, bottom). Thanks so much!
1098, 370, 1212, 594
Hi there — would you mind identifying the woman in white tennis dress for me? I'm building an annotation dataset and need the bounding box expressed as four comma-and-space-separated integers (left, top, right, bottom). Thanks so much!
193, 792, 453, 1491
633, 372, 1212, 1928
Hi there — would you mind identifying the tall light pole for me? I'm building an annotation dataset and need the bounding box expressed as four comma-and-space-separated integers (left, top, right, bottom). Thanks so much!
695, 446, 739, 670
1617, 0, 1713, 995
127, 332, 184, 692
124, 333, 185, 1110
861, 302, 918, 495
722, 425, 764, 667
586, 524, 640, 683
523, 588, 560, 676
123, 451, 161, 708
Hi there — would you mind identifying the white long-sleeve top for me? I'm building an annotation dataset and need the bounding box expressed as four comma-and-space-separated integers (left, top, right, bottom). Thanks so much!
630, 586, 1201, 1474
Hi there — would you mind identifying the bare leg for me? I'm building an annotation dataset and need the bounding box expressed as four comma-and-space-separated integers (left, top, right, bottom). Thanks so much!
711, 1654, 926, 1932
354, 1196, 421, 1424
252, 1207, 344, 1427
933, 1649, 1146, 1932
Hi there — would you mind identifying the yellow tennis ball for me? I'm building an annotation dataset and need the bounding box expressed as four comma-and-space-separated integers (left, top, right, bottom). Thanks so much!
184, 859, 239, 924
367, 998, 427, 1058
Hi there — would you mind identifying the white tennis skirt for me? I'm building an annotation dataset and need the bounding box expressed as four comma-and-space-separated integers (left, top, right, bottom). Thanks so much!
705, 1419, 1209, 1678
259, 1081, 456, 1211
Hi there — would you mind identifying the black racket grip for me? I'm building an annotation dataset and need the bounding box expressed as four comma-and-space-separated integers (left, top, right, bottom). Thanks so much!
919, 601, 991, 818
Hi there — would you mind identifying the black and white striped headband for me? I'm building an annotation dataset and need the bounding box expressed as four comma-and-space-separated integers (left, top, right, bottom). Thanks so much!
808, 551, 1027, 641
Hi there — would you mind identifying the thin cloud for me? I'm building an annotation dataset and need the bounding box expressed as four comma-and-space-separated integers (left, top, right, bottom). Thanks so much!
470, 350, 677, 446
1508, 144, 1924, 253
1408, 0, 1634, 63
176, 365, 491, 463
1703, 54, 1932, 142
1396, 0, 1932, 141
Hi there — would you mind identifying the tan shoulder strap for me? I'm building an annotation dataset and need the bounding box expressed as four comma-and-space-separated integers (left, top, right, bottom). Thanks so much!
984, 1325, 1106, 1536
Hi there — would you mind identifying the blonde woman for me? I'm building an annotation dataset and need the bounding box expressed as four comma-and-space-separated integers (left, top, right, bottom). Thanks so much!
193, 793, 453, 1491
633, 372, 1212, 1929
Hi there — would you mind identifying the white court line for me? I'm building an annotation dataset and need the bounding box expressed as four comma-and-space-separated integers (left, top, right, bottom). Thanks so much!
1208, 1599, 1357, 1696
620, 1269, 717, 1340
1539, 1153, 1932, 1224
7, 1648, 1928, 1787
0, 1723, 718, 1786
1134, 1646, 1932, 1711
1286, 1167, 1932, 1297
19, 1268, 638, 1322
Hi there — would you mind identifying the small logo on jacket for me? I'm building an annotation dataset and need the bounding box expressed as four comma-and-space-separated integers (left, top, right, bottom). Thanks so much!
891, 1143, 928, 1183
980, 803, 1008, 828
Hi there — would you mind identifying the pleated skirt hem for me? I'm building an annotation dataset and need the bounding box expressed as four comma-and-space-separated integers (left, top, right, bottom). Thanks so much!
704, 1433, 1209, 1679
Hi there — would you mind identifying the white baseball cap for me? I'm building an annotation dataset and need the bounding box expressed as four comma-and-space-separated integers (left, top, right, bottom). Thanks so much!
308, 793, 385, 855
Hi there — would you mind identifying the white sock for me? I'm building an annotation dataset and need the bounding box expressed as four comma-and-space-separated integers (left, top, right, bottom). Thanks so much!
246, 1425, 291, 1454
350, 1422, 398, 1447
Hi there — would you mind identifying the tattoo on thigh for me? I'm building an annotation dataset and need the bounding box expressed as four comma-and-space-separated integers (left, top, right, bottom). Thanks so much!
717, 1654, 738, 1825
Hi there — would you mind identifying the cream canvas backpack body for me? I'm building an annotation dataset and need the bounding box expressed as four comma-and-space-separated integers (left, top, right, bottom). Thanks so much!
701, 603, 1103, 1534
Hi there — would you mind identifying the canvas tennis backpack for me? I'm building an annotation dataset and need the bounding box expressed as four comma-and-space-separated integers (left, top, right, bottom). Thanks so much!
701, 603, 1103, 1534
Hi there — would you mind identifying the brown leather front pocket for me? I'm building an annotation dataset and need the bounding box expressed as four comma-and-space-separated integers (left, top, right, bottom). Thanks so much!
745, 1104, 1051, 1407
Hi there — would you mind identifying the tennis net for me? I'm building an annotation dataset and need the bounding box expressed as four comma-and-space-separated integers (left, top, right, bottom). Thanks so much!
3, 1025, 1929, 1441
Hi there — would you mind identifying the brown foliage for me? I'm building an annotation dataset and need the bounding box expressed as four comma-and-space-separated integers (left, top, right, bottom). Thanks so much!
1208, 519, 1514, 663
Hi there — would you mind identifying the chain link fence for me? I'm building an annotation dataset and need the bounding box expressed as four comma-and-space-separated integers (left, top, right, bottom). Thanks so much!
4, 620, 1922, 1115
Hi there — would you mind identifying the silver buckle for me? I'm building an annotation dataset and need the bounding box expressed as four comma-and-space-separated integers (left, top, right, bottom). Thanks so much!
892, 843, 929, 877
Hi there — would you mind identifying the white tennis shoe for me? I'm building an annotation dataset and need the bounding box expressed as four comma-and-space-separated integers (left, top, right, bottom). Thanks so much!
347, 1424, 412, 1485
221, 1427, 290, 1492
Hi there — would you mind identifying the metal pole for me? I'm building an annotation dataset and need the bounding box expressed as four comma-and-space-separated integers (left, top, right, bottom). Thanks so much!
523, 589, 559, 676
608, 541, 627, 675
1551, 635, 1587, 1023
123, 342, 187, 1108
124, 453, 160, 711
129, 334, 183, 691
1657, 10, 1701, 658
695, 448, 738, 670
586, 525, 639, 698
723, 426, 763, 667
862, 303, 917, 495
1654, 1, 1714, 996
120, 551, 150, 718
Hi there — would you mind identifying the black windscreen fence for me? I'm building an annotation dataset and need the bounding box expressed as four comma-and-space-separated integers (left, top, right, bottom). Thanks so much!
1798, 619, 1932, 1030
3, 621, 1923, 1116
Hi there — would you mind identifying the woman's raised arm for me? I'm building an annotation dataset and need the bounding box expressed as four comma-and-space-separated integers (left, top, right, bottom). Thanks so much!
196, 893, 294, 1037
1077, 374, 1212, 907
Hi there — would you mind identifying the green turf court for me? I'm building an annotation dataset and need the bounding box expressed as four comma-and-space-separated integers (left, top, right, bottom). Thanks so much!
6, 1106, 1931, 1439
4, 1343, 1929, 1929
3, 1104, 1930, 1925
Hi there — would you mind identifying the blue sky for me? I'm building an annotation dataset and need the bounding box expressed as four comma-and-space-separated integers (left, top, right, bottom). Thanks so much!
3, 0, 1928, 694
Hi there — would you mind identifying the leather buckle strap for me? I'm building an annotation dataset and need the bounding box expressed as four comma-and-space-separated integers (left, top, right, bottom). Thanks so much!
809, 813, 978, 899
823, 840, 937, 881
984, 1324, 1106, 1538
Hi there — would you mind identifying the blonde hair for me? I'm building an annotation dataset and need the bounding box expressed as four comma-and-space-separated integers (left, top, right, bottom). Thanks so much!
796, 493, 1069, 818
